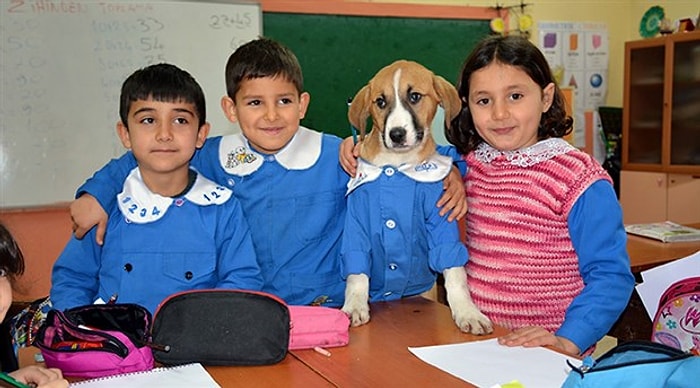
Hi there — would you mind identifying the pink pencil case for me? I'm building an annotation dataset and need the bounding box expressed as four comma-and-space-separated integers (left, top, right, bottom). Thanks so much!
288, 305, 350, 350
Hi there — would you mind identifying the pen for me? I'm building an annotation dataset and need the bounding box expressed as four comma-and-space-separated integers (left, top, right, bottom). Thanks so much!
347, 98, 358, 144
0, 372, 33, 388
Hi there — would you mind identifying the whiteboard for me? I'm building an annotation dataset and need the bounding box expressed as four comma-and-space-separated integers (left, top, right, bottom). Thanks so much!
0, 0, 260, 208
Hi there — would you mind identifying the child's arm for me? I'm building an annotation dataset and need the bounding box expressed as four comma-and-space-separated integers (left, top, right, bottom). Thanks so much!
338, 137, 467, 221
50, 231, 103, 310
72, 139, 220, 244
71, 152, 138, 243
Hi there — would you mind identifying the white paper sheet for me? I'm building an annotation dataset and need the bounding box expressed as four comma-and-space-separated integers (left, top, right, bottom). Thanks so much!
636, 250, 700, 319
71, 363, 220, 388
408, 338, 580, 388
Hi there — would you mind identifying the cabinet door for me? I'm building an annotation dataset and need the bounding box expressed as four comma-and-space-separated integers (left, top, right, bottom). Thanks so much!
624, 42, 665, 167
667, 174, 700, 224
669, 38, 700, 168
620, 170, 667, 224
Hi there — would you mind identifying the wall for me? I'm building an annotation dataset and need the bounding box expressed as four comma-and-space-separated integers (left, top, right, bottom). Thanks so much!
362, 0, 699, 107
0, 207, 72, 301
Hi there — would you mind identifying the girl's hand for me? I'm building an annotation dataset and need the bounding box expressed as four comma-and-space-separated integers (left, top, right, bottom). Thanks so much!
498, 326, 581, 356
438, 166, 467, 222
70, 194, 108, 245
339, 137, 359, 177
10, 366, 69, 388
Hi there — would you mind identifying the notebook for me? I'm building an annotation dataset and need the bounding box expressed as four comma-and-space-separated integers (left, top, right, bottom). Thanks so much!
71, 363, 220, 387
625, 221, 700, 243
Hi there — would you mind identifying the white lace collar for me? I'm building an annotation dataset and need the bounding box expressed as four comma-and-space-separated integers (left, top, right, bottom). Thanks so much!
346, 153, 452, 194
219, 126, 322, 176
117, 167, 232, 224
473, 138, 575, 167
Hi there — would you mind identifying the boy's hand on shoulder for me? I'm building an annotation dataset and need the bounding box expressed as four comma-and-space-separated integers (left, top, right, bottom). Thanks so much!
438, 166, 467, 222
339, 136, 359, 177
70, 194, 108, 245
498, 326, 581, 356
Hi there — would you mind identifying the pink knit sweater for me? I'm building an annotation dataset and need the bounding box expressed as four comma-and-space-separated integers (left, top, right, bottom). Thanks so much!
464, 139, 611, 332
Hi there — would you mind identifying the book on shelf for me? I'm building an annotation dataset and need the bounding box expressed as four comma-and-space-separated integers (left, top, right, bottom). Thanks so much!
625, 221, 700, 243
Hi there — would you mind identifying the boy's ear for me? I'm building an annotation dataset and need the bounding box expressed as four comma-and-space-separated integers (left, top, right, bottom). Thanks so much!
196, 122, 210, 148
116, 121, 132, 149
220, 96, 238, 123
298, 92, 310, 120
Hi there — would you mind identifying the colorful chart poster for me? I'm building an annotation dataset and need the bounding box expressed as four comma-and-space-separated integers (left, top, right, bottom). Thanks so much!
538, 22, 609, 153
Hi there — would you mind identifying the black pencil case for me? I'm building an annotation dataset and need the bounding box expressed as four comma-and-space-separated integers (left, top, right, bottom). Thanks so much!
151, 289, 290, 366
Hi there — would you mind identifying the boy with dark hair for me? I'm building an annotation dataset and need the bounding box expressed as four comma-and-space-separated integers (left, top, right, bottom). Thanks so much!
51, 63, 263, 313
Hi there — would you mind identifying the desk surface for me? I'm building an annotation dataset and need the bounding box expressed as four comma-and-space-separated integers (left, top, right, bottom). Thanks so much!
291, 296, 508, 387
627, 222, 700, 272
20, 297, 505, 387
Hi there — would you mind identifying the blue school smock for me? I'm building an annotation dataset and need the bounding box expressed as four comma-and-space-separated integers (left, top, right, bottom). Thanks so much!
52, 169, 263, 314
77, 127, 348, 307
341, 154, 468, 302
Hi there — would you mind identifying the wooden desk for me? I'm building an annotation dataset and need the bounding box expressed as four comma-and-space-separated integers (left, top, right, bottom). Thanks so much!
19, 346, 332, 387
291, 297, 508, 387
626, 222, 700, 273
20, 298, 505, 387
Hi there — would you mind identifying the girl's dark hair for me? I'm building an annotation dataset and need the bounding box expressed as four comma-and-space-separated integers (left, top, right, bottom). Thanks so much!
0, 223, 25, 284
119, 63, 206, 128
446, 35, 573, 154
224, 37, 304, 100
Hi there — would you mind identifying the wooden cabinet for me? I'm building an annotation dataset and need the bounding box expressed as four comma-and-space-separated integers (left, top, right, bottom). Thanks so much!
620, 171, 700, 224
622, 31, 700, 174
621, 32, 700, 224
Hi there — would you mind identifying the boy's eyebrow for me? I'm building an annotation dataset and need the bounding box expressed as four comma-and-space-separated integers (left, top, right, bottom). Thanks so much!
131, 106, 195, 116
132, 106, 156, 116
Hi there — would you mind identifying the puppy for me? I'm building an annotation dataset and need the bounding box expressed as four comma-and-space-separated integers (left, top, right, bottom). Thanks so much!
340, 60, 492, 335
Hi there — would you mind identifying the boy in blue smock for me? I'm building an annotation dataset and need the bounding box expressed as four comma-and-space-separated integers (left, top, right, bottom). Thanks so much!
50, 64, 263, 314
69, 38, 466, 307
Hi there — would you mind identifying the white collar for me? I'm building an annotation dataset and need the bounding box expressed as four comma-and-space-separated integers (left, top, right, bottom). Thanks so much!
117, 168, 232, 224
219, 126, 322, 176
346, 154, 452, 194
473, 138, 575, 167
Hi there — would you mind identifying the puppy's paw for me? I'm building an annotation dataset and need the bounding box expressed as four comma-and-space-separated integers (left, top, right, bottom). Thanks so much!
451, 304, 493, 335
342, 273, 371, 327
442, 266, 493, 335
341, 298, 370, 327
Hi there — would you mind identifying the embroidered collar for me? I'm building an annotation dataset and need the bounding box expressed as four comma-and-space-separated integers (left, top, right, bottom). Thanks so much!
117, 167, 232, 224
219, 126, 322, 176
346, 154, 452, 194
473, 138, 575, 167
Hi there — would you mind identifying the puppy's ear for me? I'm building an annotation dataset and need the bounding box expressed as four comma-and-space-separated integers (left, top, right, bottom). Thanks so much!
433, 75, 461, 129
348, 85, 371, 141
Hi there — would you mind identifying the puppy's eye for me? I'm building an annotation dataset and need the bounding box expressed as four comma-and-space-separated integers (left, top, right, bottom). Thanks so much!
375, 97, 386, 109
409, 92, 422, 104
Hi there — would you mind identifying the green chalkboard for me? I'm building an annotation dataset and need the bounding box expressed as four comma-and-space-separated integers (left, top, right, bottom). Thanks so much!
263, 13, 491, 138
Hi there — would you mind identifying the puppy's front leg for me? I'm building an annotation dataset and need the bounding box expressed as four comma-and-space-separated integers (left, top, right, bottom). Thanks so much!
443, 266, 493, 335
341, 273, 371, 327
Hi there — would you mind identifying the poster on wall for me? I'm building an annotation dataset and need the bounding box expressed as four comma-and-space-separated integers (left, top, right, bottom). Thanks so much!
537, 22, 609, 159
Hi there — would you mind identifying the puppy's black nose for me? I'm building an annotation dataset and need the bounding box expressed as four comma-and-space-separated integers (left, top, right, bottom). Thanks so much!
389, 127, 406, 144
